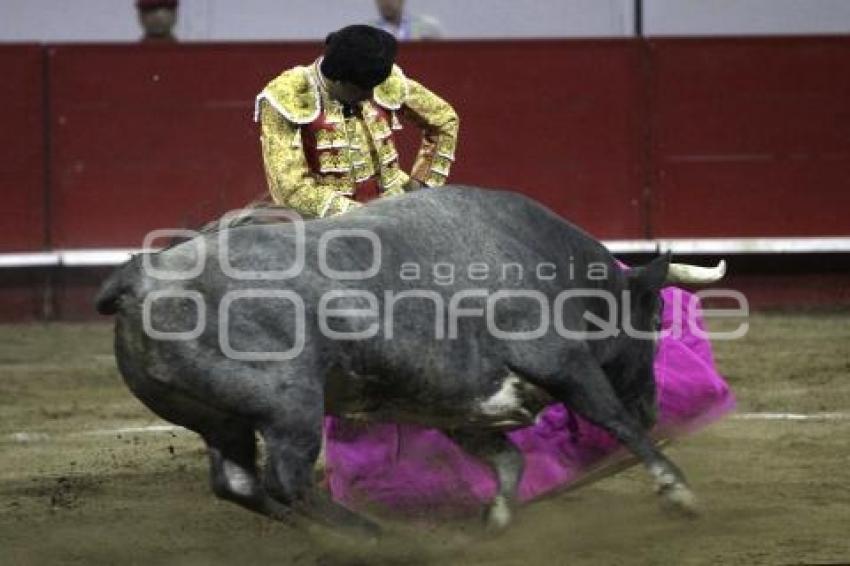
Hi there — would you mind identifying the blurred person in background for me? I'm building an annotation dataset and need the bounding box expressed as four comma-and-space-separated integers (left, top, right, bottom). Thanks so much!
255, 25, 458, 218
371, 0, 443, 41
137, 0, 179, 43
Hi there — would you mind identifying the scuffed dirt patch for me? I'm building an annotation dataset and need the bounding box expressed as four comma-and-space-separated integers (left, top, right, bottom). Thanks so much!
0, 316, 849, 565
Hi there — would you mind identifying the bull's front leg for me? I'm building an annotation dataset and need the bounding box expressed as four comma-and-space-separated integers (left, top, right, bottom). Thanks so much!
448, 429, 524, 531
518, 351, 698, 517
203, 425, 295, 523
259, 388, 380, 536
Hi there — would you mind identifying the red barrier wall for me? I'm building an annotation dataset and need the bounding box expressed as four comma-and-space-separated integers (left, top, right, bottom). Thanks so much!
1, 38, 850, 319
0, 45, 47, 320
649, 37, 850, 237
46, 40, 644, 248
48, 44, 316, 248
0, 45, 45, 252
395, 41, 646, 239
3, 38, 850, 251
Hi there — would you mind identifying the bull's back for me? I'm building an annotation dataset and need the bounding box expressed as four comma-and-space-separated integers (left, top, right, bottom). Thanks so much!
317, 186, 610, 268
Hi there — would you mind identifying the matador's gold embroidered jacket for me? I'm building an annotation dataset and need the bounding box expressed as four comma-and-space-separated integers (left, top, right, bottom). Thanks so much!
255, 60, 459, 218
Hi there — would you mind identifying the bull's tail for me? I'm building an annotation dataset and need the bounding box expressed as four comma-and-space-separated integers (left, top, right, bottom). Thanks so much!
95, 255, 143, 315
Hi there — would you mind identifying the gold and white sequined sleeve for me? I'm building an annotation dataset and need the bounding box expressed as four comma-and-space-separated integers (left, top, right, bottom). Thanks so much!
400, 79, 459, 187
259, 101, 359, 218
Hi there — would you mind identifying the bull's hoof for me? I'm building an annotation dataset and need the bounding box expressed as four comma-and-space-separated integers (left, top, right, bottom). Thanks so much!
313, 448, 327, 484
298, 494, 382, 539
315, 511, 382, 543
308, 514, 382, 547
658, 483, 699, 518
484, 496, 512, 532
343, 514, 382, 540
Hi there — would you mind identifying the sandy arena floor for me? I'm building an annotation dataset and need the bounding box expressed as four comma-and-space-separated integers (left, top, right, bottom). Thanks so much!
1, 312, 849, 565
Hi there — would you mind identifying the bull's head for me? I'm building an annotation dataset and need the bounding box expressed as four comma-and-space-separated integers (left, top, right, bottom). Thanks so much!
613, 255, 726, 430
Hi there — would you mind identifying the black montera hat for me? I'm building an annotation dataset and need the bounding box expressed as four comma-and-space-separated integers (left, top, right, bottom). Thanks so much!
320, 25, 398, 90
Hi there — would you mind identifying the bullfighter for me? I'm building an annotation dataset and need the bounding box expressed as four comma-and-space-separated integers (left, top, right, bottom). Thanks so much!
255, 25, 458, 218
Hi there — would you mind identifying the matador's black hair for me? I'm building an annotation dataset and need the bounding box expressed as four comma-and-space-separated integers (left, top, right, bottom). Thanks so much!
320, 25, 398, 90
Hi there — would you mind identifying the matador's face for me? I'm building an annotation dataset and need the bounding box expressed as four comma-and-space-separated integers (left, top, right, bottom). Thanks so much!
327, 80, 373, 106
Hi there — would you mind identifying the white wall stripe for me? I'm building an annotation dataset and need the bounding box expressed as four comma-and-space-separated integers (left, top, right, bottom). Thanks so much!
2, 237, 850, 269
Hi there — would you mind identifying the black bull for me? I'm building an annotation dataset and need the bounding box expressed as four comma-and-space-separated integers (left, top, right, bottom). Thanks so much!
96, 186, 714, 533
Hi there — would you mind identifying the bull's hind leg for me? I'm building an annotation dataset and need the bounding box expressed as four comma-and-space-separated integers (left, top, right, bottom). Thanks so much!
517, 351, 697, 517
449, 429, 524, 530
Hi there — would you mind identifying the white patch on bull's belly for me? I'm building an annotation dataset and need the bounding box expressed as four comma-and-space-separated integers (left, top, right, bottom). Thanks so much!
335, 371, 550, 430
478, 374, 533, 424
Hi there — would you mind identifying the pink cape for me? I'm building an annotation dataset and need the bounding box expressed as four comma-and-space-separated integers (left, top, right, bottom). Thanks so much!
324, 287, 735, 514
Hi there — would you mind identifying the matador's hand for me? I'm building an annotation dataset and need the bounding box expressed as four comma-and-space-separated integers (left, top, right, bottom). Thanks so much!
403, 178, 426, 192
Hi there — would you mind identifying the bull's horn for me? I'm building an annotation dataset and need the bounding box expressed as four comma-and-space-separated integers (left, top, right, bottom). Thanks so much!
666, 260, 727, 286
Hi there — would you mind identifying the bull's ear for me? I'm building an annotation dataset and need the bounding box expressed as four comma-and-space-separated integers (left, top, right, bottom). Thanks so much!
628, 252, 671, 293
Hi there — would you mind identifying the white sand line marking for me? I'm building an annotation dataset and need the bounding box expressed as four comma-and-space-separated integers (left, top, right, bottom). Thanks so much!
7, 432, 51, 443
7, 412, 850, 443
81, 425, 184, 436
4, 425, 187, 443
733, 412, 850, 421
76, 413, 850, 433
